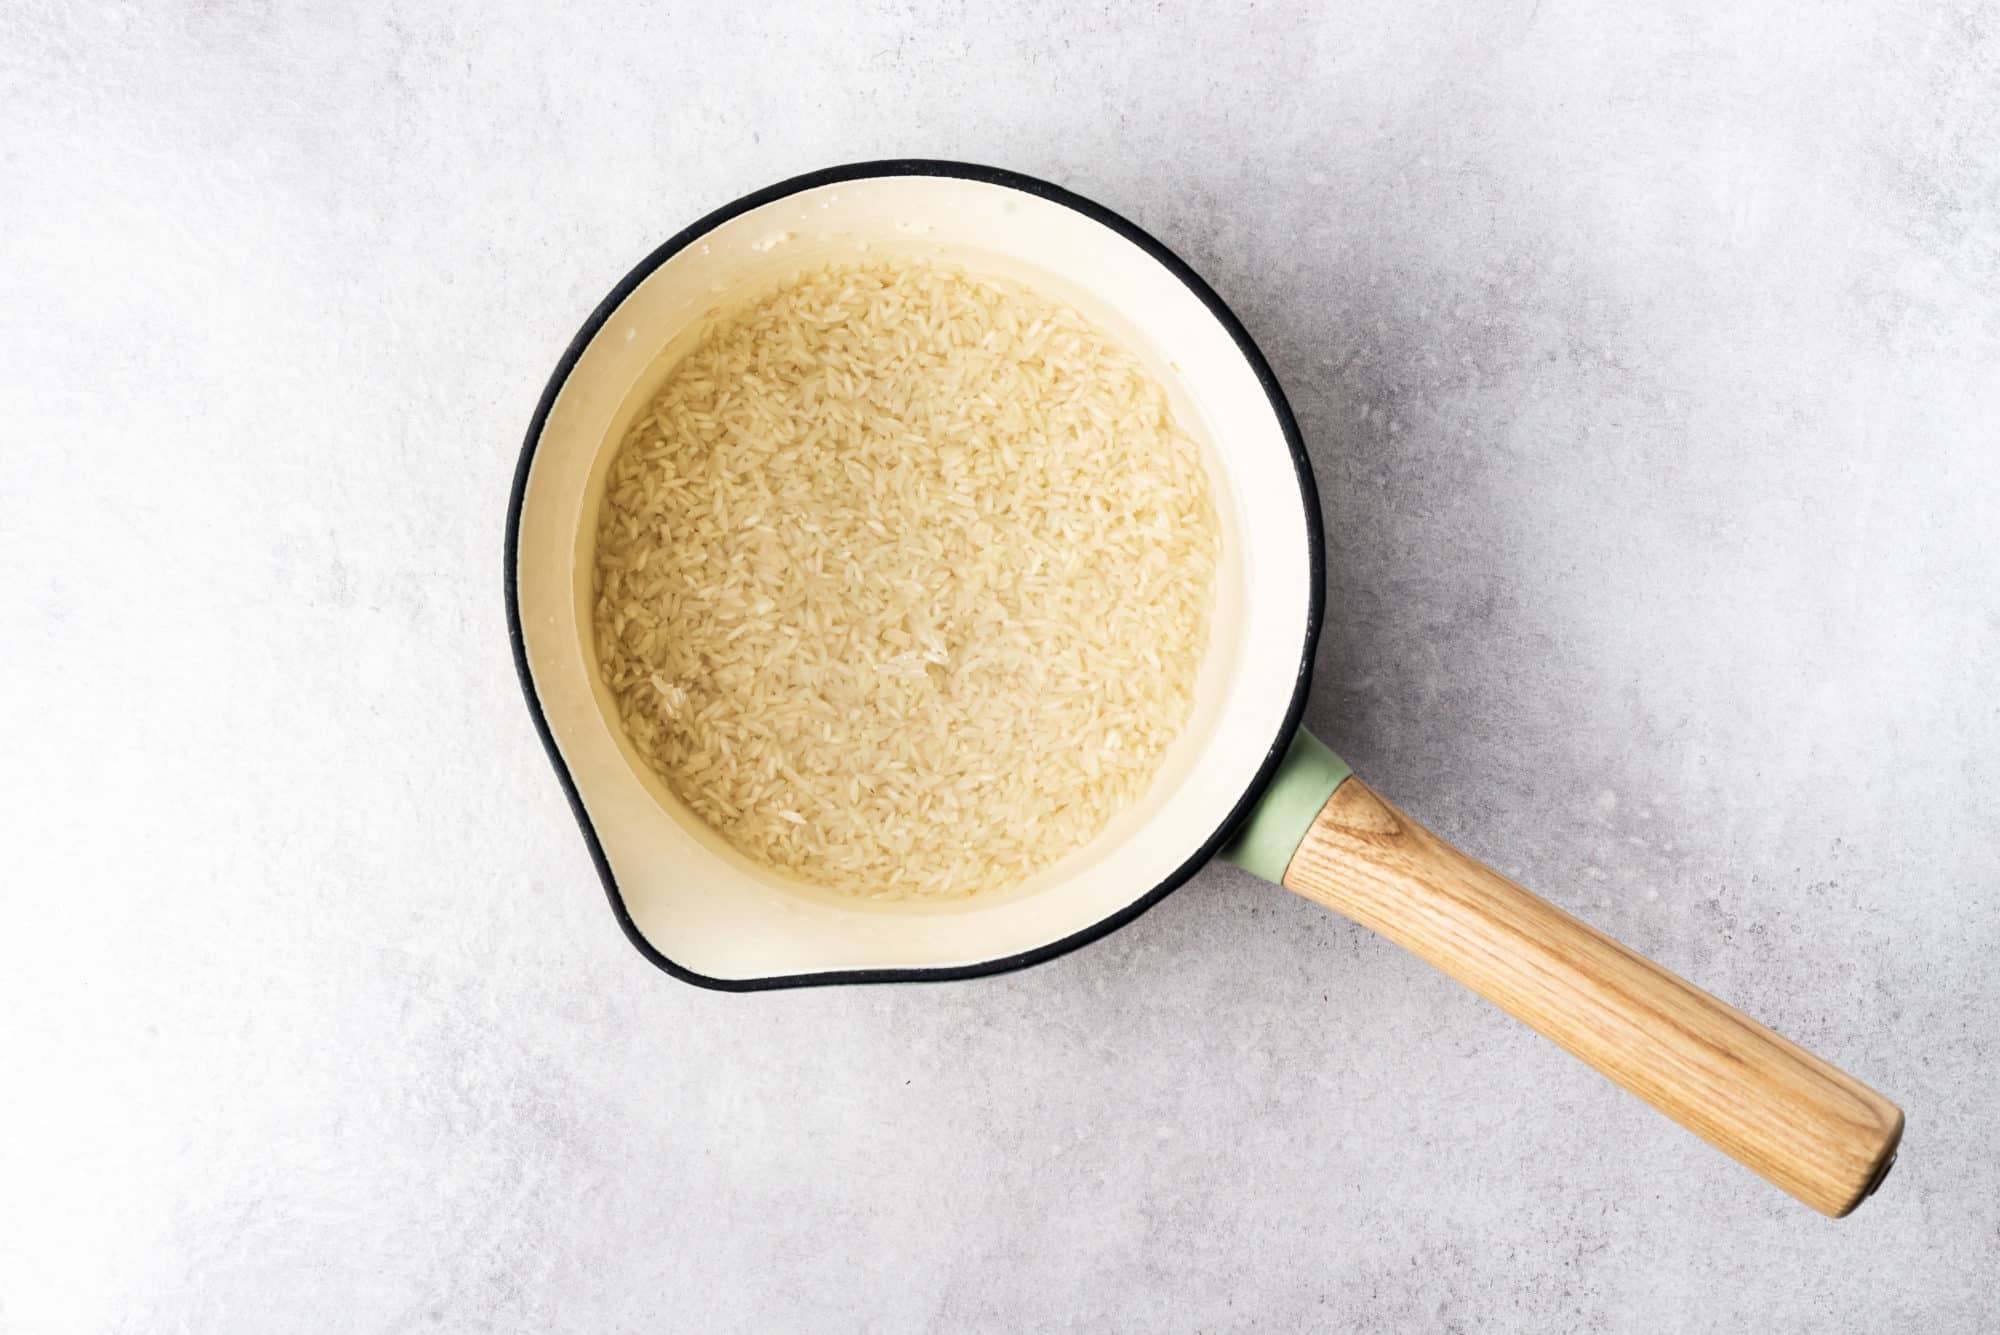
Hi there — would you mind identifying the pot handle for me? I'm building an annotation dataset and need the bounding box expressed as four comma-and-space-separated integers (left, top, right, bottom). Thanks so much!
1222, 732, 1903, 1217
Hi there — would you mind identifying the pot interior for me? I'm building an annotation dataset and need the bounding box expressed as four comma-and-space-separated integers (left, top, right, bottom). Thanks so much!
514, 168, 1316, 983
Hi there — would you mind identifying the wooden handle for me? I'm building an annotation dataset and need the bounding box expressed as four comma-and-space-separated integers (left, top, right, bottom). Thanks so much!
1283, 777, 1903, 1216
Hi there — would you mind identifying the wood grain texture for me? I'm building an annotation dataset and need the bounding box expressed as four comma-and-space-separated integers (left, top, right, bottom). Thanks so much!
1284, 777, 1904, 1217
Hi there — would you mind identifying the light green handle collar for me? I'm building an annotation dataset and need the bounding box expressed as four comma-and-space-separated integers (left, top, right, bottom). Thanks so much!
1219, 730, 1352, 882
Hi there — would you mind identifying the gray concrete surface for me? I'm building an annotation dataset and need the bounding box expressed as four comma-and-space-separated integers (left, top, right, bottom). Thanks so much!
4, 2, 1997, 1331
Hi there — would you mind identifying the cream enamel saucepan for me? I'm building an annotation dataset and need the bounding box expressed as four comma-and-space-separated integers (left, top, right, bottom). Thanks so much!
507, 161, 1902, 1216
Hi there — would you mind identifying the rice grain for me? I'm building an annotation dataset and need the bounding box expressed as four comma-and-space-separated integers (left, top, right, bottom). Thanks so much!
593, 258, 1218, 899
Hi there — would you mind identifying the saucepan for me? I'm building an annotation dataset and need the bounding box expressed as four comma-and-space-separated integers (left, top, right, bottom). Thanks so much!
506, 160, 1902, 1216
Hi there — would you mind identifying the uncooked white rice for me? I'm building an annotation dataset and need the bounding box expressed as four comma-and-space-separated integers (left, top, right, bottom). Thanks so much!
592, 257, 1218, 899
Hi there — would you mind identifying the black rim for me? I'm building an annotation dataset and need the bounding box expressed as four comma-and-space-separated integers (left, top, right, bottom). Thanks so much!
504, 159, 1326, 991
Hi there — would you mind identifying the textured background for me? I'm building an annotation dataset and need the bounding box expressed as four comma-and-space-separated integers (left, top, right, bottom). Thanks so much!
4, 2, 1998, 1331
